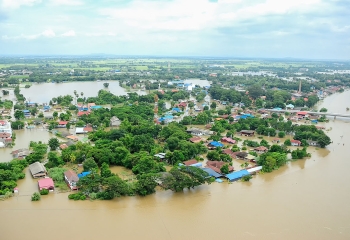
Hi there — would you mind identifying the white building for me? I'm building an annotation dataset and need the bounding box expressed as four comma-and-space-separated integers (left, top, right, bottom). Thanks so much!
0, 120, 12, 136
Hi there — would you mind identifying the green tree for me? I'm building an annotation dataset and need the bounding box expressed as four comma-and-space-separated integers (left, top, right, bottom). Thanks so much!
319, 108, 327, 112
83, 157, 98, 172
14, 110, 25, 120
103, 83, 109, 88
210, 101, 217, 109
11, 120, 25, 130
220, 164, 229, 174
135, 173, 159, 196
278, 131, 286, 138
284, 139, 291, 146
53, 111, 58, 119
100, 163, 113, 178
31, 192, 41, 201
48, 138, 59, 151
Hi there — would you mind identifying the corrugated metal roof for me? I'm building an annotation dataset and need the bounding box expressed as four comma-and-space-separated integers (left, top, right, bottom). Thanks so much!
225, 170, 250, 181
202, 168, 223, 178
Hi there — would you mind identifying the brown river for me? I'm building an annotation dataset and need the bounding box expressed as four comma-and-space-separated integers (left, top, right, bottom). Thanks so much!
1, 90, 350, 240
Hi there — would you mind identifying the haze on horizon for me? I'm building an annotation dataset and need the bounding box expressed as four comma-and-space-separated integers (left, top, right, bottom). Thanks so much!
0, 0, 349, 60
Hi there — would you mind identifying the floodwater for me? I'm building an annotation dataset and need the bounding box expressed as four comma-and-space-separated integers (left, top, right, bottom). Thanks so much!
21, 81, 137, 103
19, 79, 211, 103
0, 128, 54, 162
1, 91, 350, 240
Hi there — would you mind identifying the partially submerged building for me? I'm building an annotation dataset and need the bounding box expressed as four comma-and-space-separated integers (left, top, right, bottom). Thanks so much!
29, 162, 47, 178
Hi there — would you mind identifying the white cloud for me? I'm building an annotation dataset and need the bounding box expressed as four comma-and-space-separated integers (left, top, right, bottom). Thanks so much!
1, 0, 41, 9
2, 29, 55, 40
61, 30, 76, 37
49, 0, 83, 6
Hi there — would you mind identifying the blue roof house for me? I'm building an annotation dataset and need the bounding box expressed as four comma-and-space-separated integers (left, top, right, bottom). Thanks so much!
90, 105, 103, 110
225, 170, 250, 182
208, 141, 224, 148
172, 107, 181, 113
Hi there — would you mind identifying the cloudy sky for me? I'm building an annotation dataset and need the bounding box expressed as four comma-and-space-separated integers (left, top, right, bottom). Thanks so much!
0, 0, 349, 59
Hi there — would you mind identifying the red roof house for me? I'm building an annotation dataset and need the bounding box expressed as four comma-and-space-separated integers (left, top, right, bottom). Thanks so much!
254, 146, 268, 153
221, 137, 236, 144
77, 111, 90, 117
206, 161, 234, 174
189, 136, 202, 143
291, 140, 302, 146
183, 160, 198, 166
38, 178, 54, 191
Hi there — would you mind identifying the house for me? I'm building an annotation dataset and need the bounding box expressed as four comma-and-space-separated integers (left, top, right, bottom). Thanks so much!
64, 170, 79, 190
222, 149, 237, 158
57, 121, 68, 128
87, 103, 96, 109
207, 141, 224, 148
91, 105, 103, 110
239, 130, 255, 136
225, 170, 250, 182
66, 135, 79, 141
245, 154, 256, 162
189, 136, 202, 143
206, 161, 234, 174
183, 159, 199, 166
297, 111, 308, 118
23, 110, 31, 117
172, 107, 181, 113
221, 137, 236, 144
29, 162, 47, 178
201, 168, 223, 178
307, 140, 319, 146
11, 148, 30, 158
254, 146, 268, 153
77, 111, 90, 117
286, 104, 294, 109
0, 132, 11, 144
83, 126, 93, 133
38, 178, 54, 191
178, 102, 187, 108
235, 152, 248, 159
59, 143, 68, 150
154, 153, 166, 160
110, 116, 121, 127
191, 130, 203, 136
291, 140, 302, 146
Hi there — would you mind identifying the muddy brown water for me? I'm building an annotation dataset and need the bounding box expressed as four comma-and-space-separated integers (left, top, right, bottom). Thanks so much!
1, 91, 350, 240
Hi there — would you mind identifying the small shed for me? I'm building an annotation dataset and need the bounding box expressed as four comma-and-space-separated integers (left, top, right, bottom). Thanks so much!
77, 171, 91, 178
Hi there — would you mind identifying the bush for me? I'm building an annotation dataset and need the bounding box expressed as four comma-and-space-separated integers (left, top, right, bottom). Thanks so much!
40, 189, 49, 195
241, 175, 252, 182
31, 192, 41, 201
68, 192, 86, 201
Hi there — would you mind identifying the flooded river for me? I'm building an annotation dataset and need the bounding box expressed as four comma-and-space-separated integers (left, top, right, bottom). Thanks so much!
1, 91, 350, 240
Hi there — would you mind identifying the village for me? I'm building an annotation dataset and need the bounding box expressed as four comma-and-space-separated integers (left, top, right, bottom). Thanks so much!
0, 78, 336, 200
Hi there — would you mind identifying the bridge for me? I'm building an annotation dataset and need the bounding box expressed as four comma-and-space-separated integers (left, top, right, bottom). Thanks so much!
265, 109, 350, 118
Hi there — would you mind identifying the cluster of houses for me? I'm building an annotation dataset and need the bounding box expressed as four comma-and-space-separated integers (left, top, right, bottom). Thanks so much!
0, 120, 12, 147
27, 161, 90, 192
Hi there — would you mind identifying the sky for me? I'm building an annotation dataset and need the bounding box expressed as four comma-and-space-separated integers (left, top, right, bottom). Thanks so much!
0, 0, 349, 59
